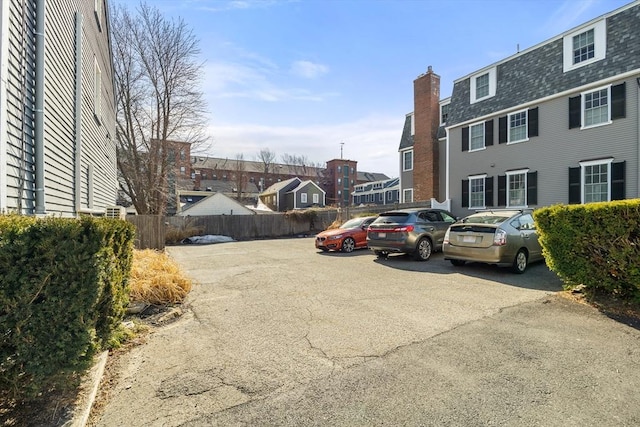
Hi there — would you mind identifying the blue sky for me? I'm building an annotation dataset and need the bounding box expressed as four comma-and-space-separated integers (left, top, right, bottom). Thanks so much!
113, 0, 632, 178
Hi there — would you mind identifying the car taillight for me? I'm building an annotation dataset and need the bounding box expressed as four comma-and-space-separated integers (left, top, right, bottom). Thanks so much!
443, 228, 450, 244
493, 228, 507, 246
394, 225, 414, 232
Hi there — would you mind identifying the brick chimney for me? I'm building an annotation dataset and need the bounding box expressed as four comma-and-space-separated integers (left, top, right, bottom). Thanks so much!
413, 66, 440, 201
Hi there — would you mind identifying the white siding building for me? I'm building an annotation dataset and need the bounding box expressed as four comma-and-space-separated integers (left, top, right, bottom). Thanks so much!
0, 0, 117, 216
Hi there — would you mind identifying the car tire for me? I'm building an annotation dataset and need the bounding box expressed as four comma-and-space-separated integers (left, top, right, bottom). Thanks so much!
450, 259, 466, 267
341, 237, 356, 253
374, 250, 387, 259
511, 249, 528, 274
413, 238, 432, 261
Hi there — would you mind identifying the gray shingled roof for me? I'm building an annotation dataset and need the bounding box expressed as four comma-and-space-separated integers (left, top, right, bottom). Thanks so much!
448, 4, 640, 126
398, 114, 414, 150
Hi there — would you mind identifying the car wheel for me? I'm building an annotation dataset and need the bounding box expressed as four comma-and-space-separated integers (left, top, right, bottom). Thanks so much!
450, 259, 466, 267
320, 248, 329, 252
414, 238, 432, 261
341, 237, 356, 253
511, 249, 528, 274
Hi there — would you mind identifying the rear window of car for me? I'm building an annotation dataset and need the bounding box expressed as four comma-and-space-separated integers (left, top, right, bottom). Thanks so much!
373, 213, 410, 224
460, 215, 511, 225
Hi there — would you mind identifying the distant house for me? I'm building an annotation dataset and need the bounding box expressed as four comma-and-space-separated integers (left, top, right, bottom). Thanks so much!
0, 0, 117, 216
260, 177, 326, 211
353, 177, 400, 206
176, 192, 255, 216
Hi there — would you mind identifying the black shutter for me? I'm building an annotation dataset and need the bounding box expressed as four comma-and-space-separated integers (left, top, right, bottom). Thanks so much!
528, 107, 539, 138
611, 83, 626, 120
485, 120, 494, 147
568, 167, 581, 204
497, 175, 506, 206
569, 96, 581, 129
611, 161, 626, 200
485, 176, 494, 207
527, 171, 538, 206
499, 116, 507, 143
462, 180, 469, 208
462, 127, 469, 152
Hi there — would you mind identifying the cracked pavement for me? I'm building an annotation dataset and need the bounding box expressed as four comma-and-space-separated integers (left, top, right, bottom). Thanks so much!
95, 238, 640, 426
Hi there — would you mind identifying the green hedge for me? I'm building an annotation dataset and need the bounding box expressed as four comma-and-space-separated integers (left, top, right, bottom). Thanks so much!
0, 216, 135, 399
534, 200, 640, 299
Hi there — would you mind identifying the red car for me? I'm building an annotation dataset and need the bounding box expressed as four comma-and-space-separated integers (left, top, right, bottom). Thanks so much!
315, 216, 377, 253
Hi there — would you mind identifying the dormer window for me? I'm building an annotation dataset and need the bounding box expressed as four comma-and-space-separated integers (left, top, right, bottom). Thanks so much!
563, 19, 606, 72
440, 101, 450, 125
470, 67, 496, 104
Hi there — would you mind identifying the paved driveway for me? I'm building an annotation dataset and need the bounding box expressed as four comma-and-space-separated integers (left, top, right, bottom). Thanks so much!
96, 238, 640, 426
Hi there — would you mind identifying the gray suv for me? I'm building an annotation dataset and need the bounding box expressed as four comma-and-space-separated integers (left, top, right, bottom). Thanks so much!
366, 208, 457, 261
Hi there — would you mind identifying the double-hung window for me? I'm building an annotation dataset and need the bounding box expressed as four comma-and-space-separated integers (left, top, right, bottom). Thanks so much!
469, 123, 484, 151
94, 57, 102, 123
469, 175, 485, 209
583, 87, 610, 128
301, 193, 308, 203
403, 189, 413, 203
582, 159, 611, 203
573, 29, 594, 65
403, 150, 413, 171
506, 170, 527, 207
476, 74, 489, 99
508, 110, 527, 143
313, 193, 319, 204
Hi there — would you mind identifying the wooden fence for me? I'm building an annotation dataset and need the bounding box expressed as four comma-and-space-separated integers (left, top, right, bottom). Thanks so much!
126, 201, 433, 250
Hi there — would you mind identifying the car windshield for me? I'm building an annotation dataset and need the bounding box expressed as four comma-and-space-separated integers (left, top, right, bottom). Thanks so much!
460, 214, 512, 225
340, 218, 367, 229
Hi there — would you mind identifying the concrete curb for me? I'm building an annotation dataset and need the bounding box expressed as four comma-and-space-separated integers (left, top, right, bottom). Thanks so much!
67, 350, 109, 427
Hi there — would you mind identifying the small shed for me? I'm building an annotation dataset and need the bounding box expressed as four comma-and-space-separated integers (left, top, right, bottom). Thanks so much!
176, 192, 255, 216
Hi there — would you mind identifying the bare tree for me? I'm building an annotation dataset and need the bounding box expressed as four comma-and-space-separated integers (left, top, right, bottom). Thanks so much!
111, 2, 208, 214
232, 154, 247, 200
255, 148, 276, 191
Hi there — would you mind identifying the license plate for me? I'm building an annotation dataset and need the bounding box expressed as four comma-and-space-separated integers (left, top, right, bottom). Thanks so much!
378, 232, 386, 238
463, 235, 476, 243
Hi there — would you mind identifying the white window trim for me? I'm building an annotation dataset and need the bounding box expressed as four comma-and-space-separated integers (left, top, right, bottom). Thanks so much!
402, 150, 413, 172
581, 84, 612, 130
563, 19, 606, 73
403, 188, 413, 203
507, 109, 529, 144
579, 158, 613, 204
468, 122, 486, 152
505, 169, 529, 208
470, 67, 496, 104
468, 174, 487, 210
312, 193, 319, 204
301, 193, 308, 203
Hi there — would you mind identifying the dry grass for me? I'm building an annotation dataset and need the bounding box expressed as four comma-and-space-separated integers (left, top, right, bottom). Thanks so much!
129, 249, 193, 305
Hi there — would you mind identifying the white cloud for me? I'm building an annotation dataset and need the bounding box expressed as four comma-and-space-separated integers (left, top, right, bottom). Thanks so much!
203, 114, 403, 178
290, 60, 329, 79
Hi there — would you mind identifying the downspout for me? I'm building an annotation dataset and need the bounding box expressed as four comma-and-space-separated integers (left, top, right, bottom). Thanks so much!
74, 12, 82, 214
34, 0, 45, 214
637, 77, 640, 198
445, 127, 450, 202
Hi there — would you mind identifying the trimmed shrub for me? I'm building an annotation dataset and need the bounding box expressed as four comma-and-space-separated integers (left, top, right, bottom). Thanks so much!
0, 216, 135, 399
534, 200, 640, 298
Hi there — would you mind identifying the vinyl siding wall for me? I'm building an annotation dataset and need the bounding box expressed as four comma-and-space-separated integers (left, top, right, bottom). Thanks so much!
447, 75, 639, 217
0, 0, 116, 215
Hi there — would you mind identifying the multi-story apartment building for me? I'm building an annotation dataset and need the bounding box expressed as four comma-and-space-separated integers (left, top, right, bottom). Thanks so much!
1, 0, 117, 215
352, 177, 399, 206
403, 1, 640, 217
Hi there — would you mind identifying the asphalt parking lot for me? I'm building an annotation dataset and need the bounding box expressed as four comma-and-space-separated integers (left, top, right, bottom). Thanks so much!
95, 237, 640, 426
